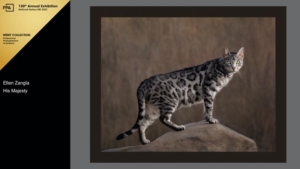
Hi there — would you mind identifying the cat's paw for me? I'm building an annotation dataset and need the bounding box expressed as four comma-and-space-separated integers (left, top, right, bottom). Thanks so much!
176, 125, 186, 131
205, 117, 219, 124
141, 139, 151, 145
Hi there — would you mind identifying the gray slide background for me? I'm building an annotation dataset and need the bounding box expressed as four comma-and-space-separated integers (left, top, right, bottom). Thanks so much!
71, 0, 299, 168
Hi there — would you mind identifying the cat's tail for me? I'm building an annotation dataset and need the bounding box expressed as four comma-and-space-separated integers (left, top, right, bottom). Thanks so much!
116, 87, 146, 140
116, 123, 139, 140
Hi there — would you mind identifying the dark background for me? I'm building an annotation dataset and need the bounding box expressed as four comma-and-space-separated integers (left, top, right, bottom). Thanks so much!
1, 3, 70, 168
100, 17, 275, 152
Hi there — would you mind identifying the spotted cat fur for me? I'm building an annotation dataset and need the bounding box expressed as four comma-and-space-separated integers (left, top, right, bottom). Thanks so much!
116, 47, 245, 144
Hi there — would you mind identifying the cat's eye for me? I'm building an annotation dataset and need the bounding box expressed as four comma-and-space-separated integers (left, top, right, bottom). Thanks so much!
226, 60, 230, 64
236, 61, 240, 64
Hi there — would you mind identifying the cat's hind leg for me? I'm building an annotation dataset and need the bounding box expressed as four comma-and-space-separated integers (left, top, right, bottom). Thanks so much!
159, 111, 185, 131
138, 118, 154, 144
135, 89, 151, 145
138, 103, 160, 144
156, 96, 185, 131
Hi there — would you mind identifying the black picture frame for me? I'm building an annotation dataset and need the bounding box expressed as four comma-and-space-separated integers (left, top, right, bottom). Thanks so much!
90, 6, 286, 163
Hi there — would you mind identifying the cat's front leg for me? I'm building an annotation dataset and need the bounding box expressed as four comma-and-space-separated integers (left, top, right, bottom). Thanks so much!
203, 87, 218, 124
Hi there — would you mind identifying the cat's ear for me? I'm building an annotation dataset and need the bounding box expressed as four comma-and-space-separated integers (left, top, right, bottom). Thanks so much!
222, 47, 230, 57
237, 47, 245, 59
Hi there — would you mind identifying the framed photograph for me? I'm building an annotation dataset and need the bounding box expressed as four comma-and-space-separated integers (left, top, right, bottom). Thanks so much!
90, 7, 286, 162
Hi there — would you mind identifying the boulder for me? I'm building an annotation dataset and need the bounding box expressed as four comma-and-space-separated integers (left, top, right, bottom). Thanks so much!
102, 121, 257, 152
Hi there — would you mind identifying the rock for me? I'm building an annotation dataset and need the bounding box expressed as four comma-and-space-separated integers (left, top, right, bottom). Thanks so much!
102, 121, 257, 152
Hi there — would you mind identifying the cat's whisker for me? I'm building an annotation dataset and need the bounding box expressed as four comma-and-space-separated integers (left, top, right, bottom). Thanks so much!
237, 70, 244, 79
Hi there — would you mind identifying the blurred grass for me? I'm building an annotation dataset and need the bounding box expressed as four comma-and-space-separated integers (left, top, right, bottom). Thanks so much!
100, 17, 275, 152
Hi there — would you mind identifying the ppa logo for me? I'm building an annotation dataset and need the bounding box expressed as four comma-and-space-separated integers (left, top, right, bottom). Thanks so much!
3, 3, 14, 12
